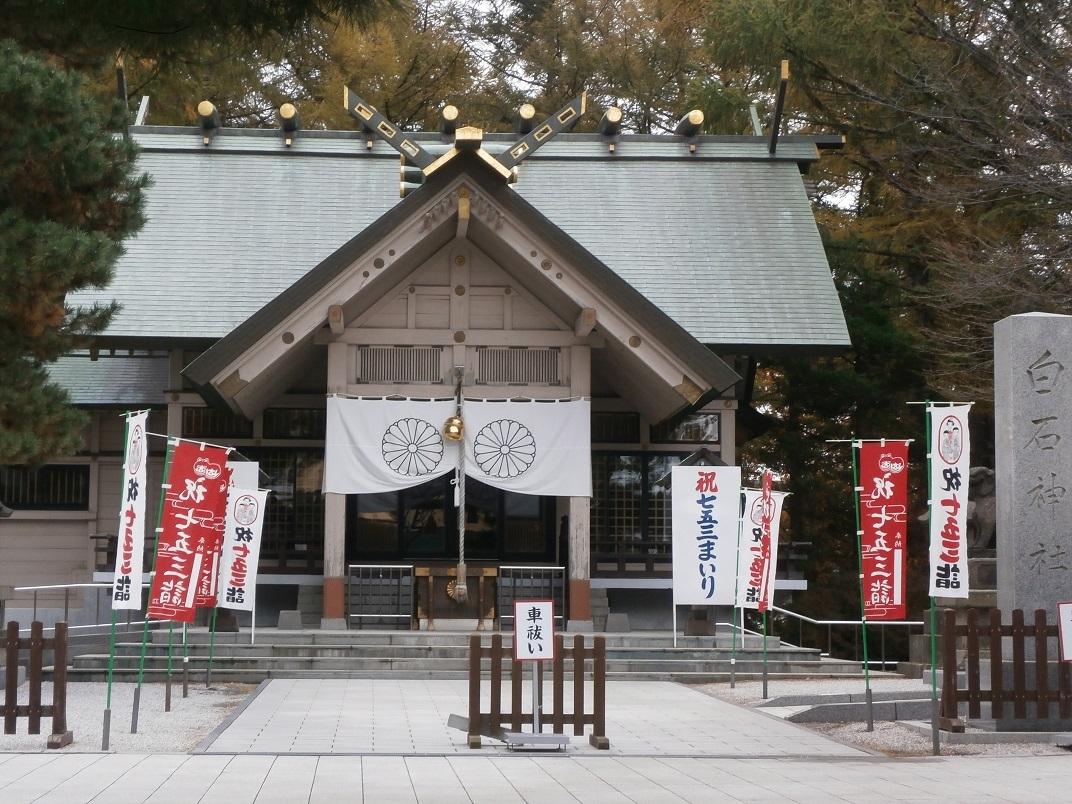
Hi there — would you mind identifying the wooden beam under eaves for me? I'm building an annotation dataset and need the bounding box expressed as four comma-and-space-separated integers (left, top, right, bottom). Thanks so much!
574, 307, 598, 337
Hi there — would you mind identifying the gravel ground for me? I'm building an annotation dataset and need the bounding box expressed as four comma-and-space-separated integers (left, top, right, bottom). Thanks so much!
699, 678, 1069, 757
0, 681, 255, 754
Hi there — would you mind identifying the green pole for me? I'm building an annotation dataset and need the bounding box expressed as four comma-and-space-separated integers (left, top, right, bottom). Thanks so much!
925, 402, 941, 756
132, 441, 174, 733
850, 439, 875, 731
165, 623, 173, 712
206, 607, 218, 687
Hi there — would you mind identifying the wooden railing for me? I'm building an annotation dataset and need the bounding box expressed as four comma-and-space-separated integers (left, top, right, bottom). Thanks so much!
2, 621, 73, 748
466, 633, 609, 749
940, 608, 1072, 730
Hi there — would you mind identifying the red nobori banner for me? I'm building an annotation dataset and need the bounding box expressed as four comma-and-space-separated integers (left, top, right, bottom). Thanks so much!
858, 441, 910, 621
148, 441, 232, 622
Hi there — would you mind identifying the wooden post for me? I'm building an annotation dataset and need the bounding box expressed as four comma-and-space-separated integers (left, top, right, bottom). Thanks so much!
1034, 609, 1049, 720
572, 634, 584, 736
589, 636, 609, 749
490, 634, 502, 733
966, 610, 980, 719
552, 634, 564, 734
4, 622, 17, 734
939, 609, 958, 725
510, 658, 522, 732
28, 621, 43, 735
467, 634, 481, 748
990, 608, 1004, 721
47, 623, 73, 748
1012, 609, 1027, 720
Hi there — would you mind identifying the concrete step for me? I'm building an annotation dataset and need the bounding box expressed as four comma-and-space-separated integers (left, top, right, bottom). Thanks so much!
784, 698, 934, 723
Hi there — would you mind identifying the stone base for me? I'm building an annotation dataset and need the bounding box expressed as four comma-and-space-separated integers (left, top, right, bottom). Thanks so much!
319, 617, 347, 631
46, 731, 73, 749
566, 619, 593, 632
277, 610, 303, 629
214, 610, 240, 633
604, 613, 630, 633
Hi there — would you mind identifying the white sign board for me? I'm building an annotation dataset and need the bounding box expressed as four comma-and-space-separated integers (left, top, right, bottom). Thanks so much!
1059, 601, 1072, 662
671, 465, 742, 606
514, 600, 555, 661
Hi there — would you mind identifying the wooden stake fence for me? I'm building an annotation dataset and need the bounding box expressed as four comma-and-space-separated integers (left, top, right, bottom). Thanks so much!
939, 608, 1072, 730
2, 621, 73, 748
467, 633, 609, 749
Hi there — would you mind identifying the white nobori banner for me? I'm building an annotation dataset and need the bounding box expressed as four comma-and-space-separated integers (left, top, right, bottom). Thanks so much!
462, 399, 591, 496
218, 487, 268, 612
736, 487, 788, 611
112, 411, 148, 610
928, 404, 971, 599
324, 397, 459, 493
671, 465, 742, 606
324, 396, 591, 497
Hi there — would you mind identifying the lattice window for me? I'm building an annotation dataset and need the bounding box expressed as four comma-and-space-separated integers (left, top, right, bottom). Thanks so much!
0, 465, 90, 510
356, 345, 444, 384
475, 346, 561, 385
262, 408, 326, 439
182, 407, 253, 439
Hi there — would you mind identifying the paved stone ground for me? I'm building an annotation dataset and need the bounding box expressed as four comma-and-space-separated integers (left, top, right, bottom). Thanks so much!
1, 752, 1070, 802
2, 678, 1070, 801
201, 679, 863, 757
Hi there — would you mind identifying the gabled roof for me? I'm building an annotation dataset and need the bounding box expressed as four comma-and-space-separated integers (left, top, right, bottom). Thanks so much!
48, 354, 169, 406
69, 126, 850, 353
184, 151, 742, 420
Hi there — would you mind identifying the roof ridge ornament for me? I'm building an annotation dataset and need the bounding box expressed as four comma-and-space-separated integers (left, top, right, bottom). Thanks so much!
493, 92, 587, 172
343, 86, 435, 169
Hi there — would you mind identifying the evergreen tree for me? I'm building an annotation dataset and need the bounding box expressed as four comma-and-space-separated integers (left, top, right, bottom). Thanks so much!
0, 41, 147, 464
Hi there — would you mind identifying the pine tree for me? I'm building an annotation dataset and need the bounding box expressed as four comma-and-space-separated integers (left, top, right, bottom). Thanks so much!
0, 40, 147, 464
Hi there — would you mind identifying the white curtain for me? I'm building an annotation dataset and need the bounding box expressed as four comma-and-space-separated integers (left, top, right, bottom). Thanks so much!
462, 399, 591, 496
324, 397, 459, 493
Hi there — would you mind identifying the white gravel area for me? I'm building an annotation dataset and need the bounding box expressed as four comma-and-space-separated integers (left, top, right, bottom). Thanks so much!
0, 681, 255, 754
699, 678, 1070, 757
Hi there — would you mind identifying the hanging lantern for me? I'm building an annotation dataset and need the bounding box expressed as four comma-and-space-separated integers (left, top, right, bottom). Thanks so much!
443, 414, 464, 441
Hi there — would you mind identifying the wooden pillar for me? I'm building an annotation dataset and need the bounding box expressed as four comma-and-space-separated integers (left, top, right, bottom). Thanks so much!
322, 341, 348, 628
568, 345, 593, 630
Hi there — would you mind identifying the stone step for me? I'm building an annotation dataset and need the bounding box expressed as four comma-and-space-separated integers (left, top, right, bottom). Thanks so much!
784, 698, 934, 723
73, 653, 837, 675
145, 630, 780, 650
107, 642, 820, 663
61, 666, 877, 684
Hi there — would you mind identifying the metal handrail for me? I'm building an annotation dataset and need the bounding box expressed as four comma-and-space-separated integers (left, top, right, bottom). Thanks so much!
771, 605, 924, 627
7, 581, 154, 632
770, 605, 925, 668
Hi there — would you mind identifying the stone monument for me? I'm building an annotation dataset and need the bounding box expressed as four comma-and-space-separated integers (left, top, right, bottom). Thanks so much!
995, 313, 1072, 616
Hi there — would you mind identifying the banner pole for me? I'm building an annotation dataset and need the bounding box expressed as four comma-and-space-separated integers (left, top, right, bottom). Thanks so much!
850, 440, 875, 731
132, 441, 174, 733
182, 623, 189, 698
102, 610, 118, 750
206, 607, 218, 688
924, 402, 940, 756
761, 611, 768, 699
251, 586, 257, 646
731, 491, 744, 690
165, 623, 173, 712
671, 601, 677, 648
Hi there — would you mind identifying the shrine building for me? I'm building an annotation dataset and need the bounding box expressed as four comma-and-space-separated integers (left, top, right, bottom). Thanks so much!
0, 91, 850, 631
